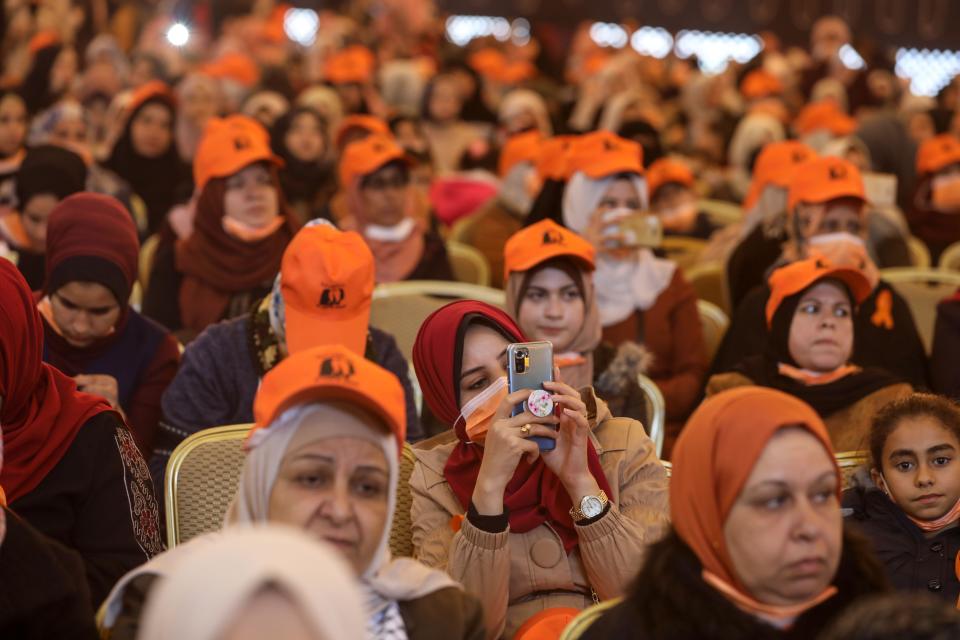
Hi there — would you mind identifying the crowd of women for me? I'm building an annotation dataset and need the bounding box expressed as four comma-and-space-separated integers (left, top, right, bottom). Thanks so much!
3, 1, 960, 638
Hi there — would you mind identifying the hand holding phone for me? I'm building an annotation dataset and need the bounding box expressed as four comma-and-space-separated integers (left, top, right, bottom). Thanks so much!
507, 341, 557, 451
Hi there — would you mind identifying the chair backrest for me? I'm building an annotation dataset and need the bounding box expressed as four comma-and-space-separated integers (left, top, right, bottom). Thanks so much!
371, 280, 506, 363
166, 424, 251, 548
558, 597, 624, 640
939, 241, 960, 271
698, 198, 743, 227
906, 235, 932, 268
660, 236, 707, 271
139, 233, 160, 293
880, 268, 960, 353
686, 260, 729, 315
446, 240, 492, 287
696, 299, 730, 364
166, 423, 419, 557
636, 374, 665, 458
836, 450, 869, 490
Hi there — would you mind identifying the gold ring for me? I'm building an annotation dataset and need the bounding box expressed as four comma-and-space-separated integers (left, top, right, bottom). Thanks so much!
520, 424, 531, 436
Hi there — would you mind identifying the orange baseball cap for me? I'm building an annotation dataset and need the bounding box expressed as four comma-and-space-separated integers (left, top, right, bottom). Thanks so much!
787, 156, 865, 213
499, 130, 543, 177
468, 48, 507, 77
200, 52, 261, 88
324, 45, 375, 85
127, 80, 174, 115
766, 256, 872, 326
743, 140, 817, 210
281, 224, 374, 356
646, 158, 695, 199
504, 219, 595, 280
536, 136, 576, 181
333, 114, 391, 151
193, 115, 283, 192
566, 131, 644, 179
740, 69, 783, 100
917, 134, 960, 175
251, 343, 406, 451
28, 30, 60, 54
793, 100, 857, 136
338, 134, 408, 188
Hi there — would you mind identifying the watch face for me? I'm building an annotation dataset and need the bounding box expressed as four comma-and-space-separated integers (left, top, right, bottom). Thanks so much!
581, 495, 603, 519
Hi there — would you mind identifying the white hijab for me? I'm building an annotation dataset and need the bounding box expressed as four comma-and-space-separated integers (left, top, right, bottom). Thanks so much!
225, 404, 459, 616
137, 526, 367, 640
562, 171, 676, 326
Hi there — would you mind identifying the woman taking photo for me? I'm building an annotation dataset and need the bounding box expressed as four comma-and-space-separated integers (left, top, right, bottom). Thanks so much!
581, 386, 889, 639
707, 257, 911, 452
105, 344, 485, 640
410, 300, 669, 639
504, 219, 649, 422
143, 115, 299, 341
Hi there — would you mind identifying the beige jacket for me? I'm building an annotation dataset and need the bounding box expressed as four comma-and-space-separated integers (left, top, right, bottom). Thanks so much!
410, 390, 670, 639
706, 372, 913, 452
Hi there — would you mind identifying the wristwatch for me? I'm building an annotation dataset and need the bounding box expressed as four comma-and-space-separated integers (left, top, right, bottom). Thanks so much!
570, 490, 608, 522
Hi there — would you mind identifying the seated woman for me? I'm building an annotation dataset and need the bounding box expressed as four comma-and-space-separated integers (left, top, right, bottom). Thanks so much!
645, 157, 720, 240
105, 344, 485, 640
269, 106, 336, 225
151, 223, 422, 492
136, 527, 368, 640
504, 219, 648, 423
104, 81, 189, 236
325, 133, 453, 283
581, 386, 889, 639
142, 115, 300, 341
713, 156, 928, 389
410, 300, 669, 639
0, 259, 162, 606
909, 134, 960, 264
0, 432, 98, 639
561, 132, 708, 434
707, 257, 911, 452
0, 145, 87, 290
932, 289, 960, 398
844, 393, 960, 603
39, 193, 180, 458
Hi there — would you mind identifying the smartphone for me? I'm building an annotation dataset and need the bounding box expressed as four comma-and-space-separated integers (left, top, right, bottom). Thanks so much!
602, 211, 663, 249
507, 341, 556, 451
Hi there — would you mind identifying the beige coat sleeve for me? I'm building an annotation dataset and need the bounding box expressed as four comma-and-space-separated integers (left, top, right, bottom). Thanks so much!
575, 418, 671, 599
410, 456, 511, 640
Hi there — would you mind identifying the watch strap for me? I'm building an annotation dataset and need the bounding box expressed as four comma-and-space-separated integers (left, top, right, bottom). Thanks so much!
569, 489, 609, 522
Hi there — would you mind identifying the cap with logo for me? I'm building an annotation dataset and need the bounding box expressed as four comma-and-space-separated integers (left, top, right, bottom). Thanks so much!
646, 158, 695, 200
333, 115, 391, 150
504, 219, 595, 280
126, 80, 175, 115
744, 141, 817, 210
917, 134, 960, 176
566, 131, 644, 179
338, 134, 409, 188
499, 130, 543, 177
793, 100, 856, 137
787, 156, 865, 213
536, 136, 576, 182
765, 256, 872, 326
324, 45, 376, 85
740, 69, 784, 100
200, 53, 261, 88
194, 115, 283, 192
280, 225, 374, 356
251, 344, 406, 451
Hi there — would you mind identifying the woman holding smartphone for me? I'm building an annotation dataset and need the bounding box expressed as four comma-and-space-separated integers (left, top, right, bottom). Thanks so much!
410, 300, 670, 639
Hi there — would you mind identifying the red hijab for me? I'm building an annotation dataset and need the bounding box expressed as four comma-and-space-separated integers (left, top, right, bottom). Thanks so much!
412, 300, 611, 553
175, 170, 299, 333
0, 260, 114, 503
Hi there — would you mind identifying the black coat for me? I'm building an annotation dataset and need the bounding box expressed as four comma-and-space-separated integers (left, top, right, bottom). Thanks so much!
580, 529, 888, 640
843, 485, 960, 604
931, 297, 960, 400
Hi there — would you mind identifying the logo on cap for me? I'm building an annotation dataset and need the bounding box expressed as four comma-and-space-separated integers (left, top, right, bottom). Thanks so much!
792, 150, 809, 163
829, 164, 848, 180
603, 139, 617, 152
318, 285, 346, 309
234, 135, 252, 151
542, 229, 565, 246
318, 354, 356, 381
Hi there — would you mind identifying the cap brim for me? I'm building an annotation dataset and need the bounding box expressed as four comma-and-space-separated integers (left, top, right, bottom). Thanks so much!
507, 250, 594, 279
284, 304, 370, 358
581, 157, 643, 179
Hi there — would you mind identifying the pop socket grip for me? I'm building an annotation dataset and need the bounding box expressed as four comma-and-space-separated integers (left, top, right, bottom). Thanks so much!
527, 389, 554, 417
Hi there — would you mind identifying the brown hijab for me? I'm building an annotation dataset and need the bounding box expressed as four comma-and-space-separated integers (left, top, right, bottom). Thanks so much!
175, 171, 299, 333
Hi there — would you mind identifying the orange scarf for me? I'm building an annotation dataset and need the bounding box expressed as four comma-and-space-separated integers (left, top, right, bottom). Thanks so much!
777, 362, 861, 386
703, 571, 837, 627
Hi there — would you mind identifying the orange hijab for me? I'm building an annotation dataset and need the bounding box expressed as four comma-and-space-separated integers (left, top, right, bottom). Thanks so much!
671, 386, 841, 624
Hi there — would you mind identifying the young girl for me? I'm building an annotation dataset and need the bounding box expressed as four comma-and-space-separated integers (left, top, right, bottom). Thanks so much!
844, 393, 960, 603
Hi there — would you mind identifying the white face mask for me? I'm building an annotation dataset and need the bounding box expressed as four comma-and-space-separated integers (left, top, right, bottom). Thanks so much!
364, 217, 416, 242
809, 232, 865, 248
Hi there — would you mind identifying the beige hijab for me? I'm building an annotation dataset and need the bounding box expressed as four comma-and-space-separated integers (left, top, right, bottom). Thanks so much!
506, 259, 602, 391
138, 526, 367, 640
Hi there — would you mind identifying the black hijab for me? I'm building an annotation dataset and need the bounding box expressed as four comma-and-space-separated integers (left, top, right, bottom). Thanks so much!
20, 44, 63, 115
734, 278, 902, 417
269, 106, 335, 207
105, 94, 188, 235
